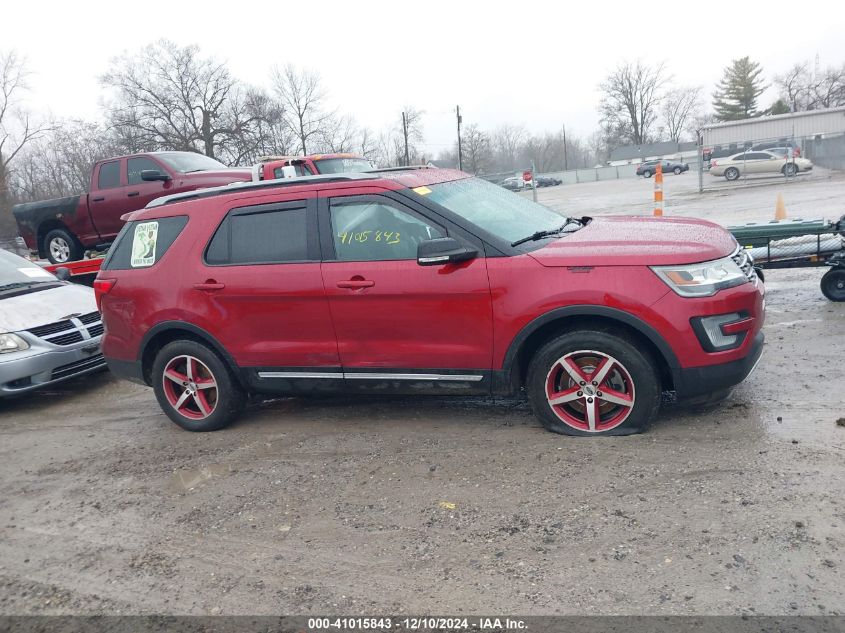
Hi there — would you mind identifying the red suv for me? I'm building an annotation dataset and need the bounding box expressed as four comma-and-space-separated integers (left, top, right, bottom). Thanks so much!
97, 168, 764, 436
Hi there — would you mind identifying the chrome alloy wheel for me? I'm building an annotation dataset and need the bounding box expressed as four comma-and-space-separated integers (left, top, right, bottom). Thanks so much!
162, 355, 218, 419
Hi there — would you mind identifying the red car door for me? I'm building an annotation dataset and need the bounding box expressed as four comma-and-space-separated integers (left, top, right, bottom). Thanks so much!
318, 187, 494, 387
89, 158, 130, 241
192, 192, 341, 375
126, 155, 176, 212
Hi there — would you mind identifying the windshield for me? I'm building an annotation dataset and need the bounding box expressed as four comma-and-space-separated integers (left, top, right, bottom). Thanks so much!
0, 249, 57, 292
156, 152, 228, 173
314, 157, 375, 174
424, 177, 567, 244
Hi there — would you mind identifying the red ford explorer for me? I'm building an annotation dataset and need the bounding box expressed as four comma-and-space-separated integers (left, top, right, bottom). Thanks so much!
96, 167, 764, 436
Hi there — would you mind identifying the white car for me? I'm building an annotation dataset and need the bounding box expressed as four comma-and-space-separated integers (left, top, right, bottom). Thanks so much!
0, 249, 105, 395
709, 150, 813, 181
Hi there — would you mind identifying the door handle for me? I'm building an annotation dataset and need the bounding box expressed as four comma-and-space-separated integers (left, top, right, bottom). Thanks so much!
337, 279, 375, 289
193, 282, 226, 291
92, 196, 105, 202
127, 191, 139, 197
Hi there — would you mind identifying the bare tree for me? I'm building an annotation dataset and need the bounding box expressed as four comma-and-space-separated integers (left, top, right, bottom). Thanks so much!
492, 124, 526, 171
775, 63, 811, 112
599, 60, 669, 145
399, 107, 425, 165
661, 86, 702, 142
809, 64, 845, 109
1, 50, 48, 224
317, 114, 358, 154
272, 64, 334, 155
101, 40, 268, 161
459, 124, 492, 174
776, 61, 845, 112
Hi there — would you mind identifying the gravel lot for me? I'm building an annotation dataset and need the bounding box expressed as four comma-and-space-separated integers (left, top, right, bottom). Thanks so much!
1, 173, 844, 616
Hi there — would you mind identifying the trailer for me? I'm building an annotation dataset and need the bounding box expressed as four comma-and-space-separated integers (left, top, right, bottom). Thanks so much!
41, 254, 104, 286
728, 216, 845, 301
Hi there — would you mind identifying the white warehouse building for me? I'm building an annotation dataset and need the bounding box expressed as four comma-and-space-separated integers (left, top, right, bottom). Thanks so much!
701, 106, 845, 149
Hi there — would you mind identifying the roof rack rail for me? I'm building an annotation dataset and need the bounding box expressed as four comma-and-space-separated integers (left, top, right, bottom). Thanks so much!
146, 173, 376, 208
365, 165, 433, 173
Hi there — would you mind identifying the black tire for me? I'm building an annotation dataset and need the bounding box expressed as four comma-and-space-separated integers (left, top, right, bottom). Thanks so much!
783, 163, 798, 177
152, 340, 246, 431
725, 167, 740, 181
642, 170, 652, 178
673, 167, 682, 175
526, 329, 661, 436
44, 228, 84, 264
820, 268, 845, 302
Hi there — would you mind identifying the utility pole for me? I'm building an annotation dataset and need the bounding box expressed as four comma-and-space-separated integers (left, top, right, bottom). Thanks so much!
562, 124, 568, 172
456, 105, 463, 171
402, 112, 410, 166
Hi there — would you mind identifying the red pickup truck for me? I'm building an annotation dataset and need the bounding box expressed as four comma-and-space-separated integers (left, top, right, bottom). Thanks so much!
253, 153, 374, 181
13, 151, 252, 263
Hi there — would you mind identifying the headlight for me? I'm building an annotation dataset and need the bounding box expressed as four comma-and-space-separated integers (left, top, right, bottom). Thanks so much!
651, 256, 747, 297
0, 333, 30, 354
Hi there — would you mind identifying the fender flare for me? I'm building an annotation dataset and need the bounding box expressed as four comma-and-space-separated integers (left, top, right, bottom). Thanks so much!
139, 320, 239, 371
500, 305, 680, 386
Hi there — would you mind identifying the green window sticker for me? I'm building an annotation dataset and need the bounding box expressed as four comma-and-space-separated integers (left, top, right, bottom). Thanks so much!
131, 221, 159, 267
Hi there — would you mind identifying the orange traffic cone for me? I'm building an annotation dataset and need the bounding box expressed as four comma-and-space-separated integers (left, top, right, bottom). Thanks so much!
653, 163, 664, 217
774, 194, 787, 221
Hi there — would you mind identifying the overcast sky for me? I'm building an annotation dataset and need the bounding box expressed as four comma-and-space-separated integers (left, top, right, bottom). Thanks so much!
2, 0, 844, 156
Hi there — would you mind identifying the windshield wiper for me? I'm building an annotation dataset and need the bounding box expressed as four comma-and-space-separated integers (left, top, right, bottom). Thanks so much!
0, 281, 50, 292
510, 218, 583, 247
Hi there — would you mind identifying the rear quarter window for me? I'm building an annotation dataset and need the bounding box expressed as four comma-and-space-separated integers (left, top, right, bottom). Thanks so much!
101, 216, 189, 271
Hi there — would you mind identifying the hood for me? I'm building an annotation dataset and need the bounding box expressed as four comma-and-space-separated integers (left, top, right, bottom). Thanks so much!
529, 216, 737, 267
0, 283, 97, 332
183, 168, 253, 180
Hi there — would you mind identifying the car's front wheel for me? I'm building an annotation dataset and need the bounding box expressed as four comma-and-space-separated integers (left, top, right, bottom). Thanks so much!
642, 170, 652, 178
526, 329, 661, 436
152, 340, 246, 431
673, 167, 682, 175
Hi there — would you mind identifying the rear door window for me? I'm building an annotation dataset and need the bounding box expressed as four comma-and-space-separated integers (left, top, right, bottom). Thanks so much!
206, 200, 315, 265
98, 161, 122, 189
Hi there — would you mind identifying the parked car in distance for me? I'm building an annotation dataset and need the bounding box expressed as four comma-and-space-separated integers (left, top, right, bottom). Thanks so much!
253, 153, 375, 181
709, 150, 813, 181
636, 160, 689, 178
97, 167, 764, 437
500, 177, 524, 191
0, 248, 105, 394
750, 140, 801, 157
13, 151, 253, 265
536, 176, 562, 187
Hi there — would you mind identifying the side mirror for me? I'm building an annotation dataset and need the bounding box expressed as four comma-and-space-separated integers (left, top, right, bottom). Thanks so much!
54, 267, 71, 281
140, 169, 171, 182
417, 237, 478, 266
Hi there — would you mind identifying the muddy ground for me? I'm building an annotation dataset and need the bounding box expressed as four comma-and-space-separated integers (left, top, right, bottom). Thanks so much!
0, 266, 843, 616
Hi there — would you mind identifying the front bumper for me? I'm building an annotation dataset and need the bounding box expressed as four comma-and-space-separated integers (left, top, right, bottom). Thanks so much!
673, 330, 764, 399
0, 339, 106, 395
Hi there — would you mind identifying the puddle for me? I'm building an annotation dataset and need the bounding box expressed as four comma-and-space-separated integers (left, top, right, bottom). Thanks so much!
170, 463, 234, 491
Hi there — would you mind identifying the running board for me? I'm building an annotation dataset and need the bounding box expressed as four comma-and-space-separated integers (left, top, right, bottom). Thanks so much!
257, 371, 484, 382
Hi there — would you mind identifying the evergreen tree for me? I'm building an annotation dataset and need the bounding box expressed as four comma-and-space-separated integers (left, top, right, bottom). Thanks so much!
712, 57, 767, 121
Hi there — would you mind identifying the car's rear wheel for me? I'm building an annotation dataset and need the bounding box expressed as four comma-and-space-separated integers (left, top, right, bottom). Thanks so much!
724, 167, 740, 181
820, 269, 845, 302
44, 228, 83, 264
642, 170, 652, 178
526, 330, 661, 436
783, 163, 798, 176
152, 340, 246, 431
673, 166, 682, 175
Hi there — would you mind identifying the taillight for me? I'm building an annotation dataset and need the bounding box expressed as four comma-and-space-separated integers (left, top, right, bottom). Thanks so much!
711, 161, 718, 166
793, 148, 801, 157
93, 278, 116, 311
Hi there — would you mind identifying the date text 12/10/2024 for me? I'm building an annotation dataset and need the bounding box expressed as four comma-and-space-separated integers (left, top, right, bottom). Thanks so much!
307, 617, 528, 630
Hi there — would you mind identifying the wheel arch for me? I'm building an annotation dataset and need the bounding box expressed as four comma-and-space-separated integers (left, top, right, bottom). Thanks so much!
498, 306, 679, 395
38, 220, 74, 258
139, 321, 241, 387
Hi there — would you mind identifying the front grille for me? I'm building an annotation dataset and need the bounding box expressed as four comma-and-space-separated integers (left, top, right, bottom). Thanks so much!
28, 320, 73, 337
26, 312, 102, 347
50, 331, 84, 346
731, 246, 757, 282
51, 354, 106, 381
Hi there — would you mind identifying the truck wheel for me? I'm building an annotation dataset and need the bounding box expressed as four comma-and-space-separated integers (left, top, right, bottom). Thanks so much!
44, 228, 83, 264
526, 329, 661, 436
152, 340, 246, 432
725, 167, 740, 181
820, 269, 845, 302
